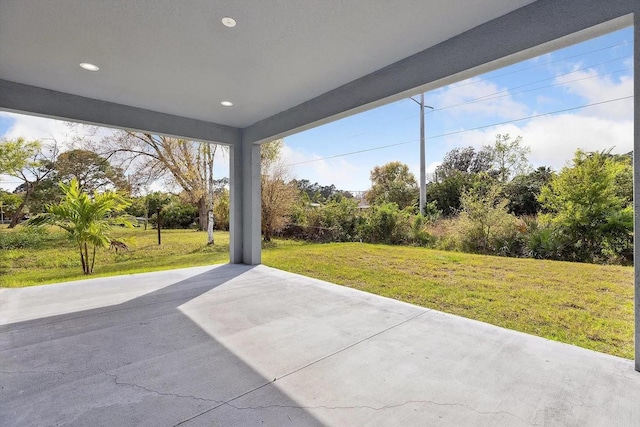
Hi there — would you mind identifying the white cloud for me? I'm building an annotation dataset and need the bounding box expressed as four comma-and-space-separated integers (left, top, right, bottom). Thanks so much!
429, 65, 633, 172
1, 112, 73, 143
0, 112, 117, 151
438, 114, 632, 172
431, 77, 529, 120
555, 69, 633, 120
281, 144, 370, 191
524, 114, 632, 170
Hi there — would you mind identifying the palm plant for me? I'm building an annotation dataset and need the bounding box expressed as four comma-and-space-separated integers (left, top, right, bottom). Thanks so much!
29, 178, 130, 274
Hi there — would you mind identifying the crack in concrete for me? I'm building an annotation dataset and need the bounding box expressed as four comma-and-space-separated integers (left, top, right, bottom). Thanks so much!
226, 399, 535, 425
97, 367, 223, 404
173, 311, 432, 426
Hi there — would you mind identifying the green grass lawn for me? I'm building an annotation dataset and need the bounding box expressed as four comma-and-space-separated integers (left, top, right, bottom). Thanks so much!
0, 226, 634, 359
263, 241, 634, 359
0, 226, 230, 287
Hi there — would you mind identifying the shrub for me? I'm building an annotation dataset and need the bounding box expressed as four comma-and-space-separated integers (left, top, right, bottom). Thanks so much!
284, 198, 361, 242
411, 215, 435, 247
538, 149, 632, 263
213, 189, 230, 231
524, 220, 565, 260
358, 203, 413, 244
158, 202, 198, 229
599, 207, 633, 265
454, 185, 521, 255
0, 226, 50, 249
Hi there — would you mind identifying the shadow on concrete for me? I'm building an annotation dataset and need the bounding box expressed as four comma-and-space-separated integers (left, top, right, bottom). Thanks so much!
0, 264, 323, 426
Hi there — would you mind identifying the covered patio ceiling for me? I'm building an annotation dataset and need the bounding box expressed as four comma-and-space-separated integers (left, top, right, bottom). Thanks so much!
0, 0, 634, 145
0, 0, 537, 130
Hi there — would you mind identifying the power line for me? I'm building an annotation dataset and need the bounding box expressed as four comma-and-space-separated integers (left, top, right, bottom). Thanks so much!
330, 54, 633, 143
434, 66, 631, 113
440, 39, 632, 92
438, 55, 632, 110
429, 95, 632, 139
285, 95, 633, 166
286, 139, 420, 166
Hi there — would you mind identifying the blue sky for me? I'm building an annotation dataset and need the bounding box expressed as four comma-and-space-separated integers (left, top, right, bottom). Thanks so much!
0, 26, 634, 193
283, 26, 634, 191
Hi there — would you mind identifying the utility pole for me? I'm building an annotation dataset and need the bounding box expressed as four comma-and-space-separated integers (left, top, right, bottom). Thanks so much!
410, 94, 434, 215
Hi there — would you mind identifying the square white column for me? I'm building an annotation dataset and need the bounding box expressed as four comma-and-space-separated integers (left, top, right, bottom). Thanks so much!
229, 139, 262, 265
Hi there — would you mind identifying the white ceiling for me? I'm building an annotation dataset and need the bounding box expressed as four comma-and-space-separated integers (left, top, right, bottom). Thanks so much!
0, 0, 535, 129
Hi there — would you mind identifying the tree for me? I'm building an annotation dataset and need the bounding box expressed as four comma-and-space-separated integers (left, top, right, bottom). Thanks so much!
95, 131, 224, 240
293, 179, 352, 203
366, 161, 418, 210
538, 149, 632, 263
54, 149, 129, 193
145, 192, 172, 230
213, 188, 230, 231
435, 146, 493, 181
0, 137, 57, 228
457, 183, 519, 254
484, 134, 531, 183
0, 191, 23, 223
17, 149, 131, 217
504, 167, 553, 216
28, 179, 130, 274
161, 199, 199, 229
426, 171, 477, 216
124, 192, 171, 230
261, 140, 297, 242
12, 179, 61, 216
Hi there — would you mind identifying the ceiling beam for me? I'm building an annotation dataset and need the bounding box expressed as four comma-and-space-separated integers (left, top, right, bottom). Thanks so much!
243, 0, 635, 145
0, 79, 241, 145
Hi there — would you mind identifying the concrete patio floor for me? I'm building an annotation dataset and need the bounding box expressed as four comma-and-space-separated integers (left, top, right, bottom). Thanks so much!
1, 264, 639, 426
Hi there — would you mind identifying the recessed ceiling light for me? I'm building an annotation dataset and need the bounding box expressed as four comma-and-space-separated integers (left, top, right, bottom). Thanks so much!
221, 17, 236, 28
221, 101, 233, 107
79, 62, 99, 71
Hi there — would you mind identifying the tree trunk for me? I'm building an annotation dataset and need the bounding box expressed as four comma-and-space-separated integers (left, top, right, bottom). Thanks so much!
78, 242, 86, 274
197, 197, 207, 231
8, 199, 26, 228
263, 216, 272, 242
84, 242, 91, 274
205, 143, 216, 245
207, 209, 214, 245
9, 183, 33, 228
90, 245, 96, 274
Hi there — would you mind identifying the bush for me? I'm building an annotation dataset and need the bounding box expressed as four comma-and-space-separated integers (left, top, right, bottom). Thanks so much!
411, 215, 435, 247
0, 226, 50, 249
453, 185, 522, 255
358, 203, 413, 244
156, 202, 198, 229
524, 221, 565, 260
426, 171, 475, 216
599, 207, 633, 265
284, 198, 361, 242
213, 190, 230, 231
538, 149, 632, 263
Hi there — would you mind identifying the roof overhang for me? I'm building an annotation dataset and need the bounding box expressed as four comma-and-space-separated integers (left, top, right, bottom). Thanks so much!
0, 0, 636, 145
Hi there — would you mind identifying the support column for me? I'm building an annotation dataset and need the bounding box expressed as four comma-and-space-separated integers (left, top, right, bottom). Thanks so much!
229, 144, 242, 264
229, 139, 262, 265
634, 13, 639, 372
